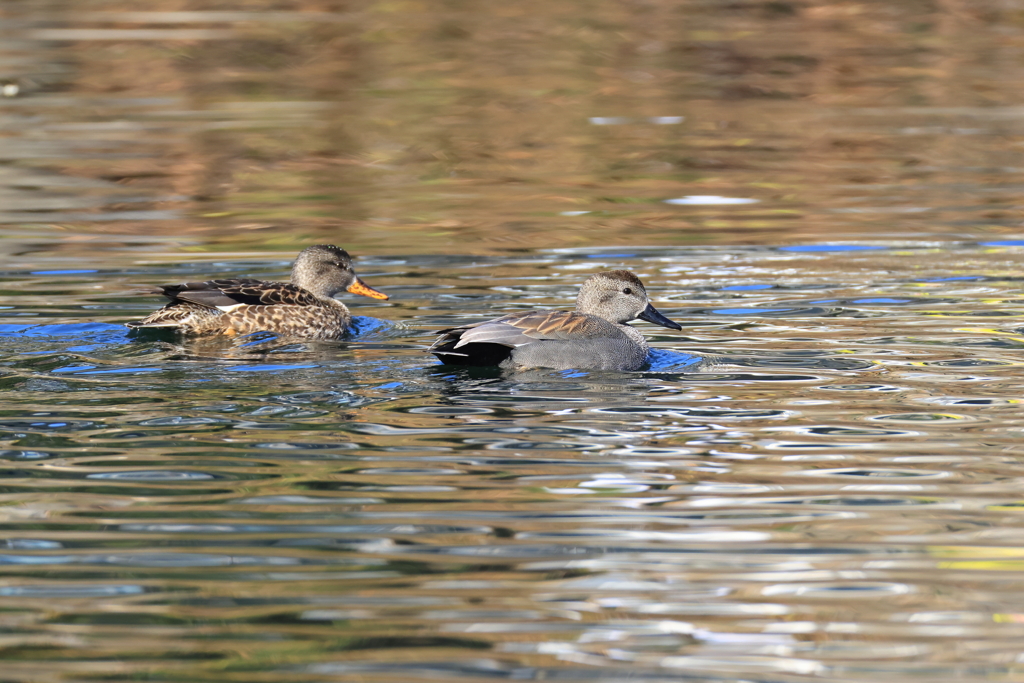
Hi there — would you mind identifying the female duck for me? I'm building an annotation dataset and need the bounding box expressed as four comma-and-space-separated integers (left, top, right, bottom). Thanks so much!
127, 244, 388, 340
430, 270, 681, 371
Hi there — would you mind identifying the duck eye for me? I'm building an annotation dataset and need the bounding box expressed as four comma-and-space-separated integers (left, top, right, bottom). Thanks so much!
622, 287, 632, 295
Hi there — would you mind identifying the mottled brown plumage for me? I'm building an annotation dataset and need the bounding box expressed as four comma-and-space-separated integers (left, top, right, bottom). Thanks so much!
126, 245, 388, 340
430, 270, 681, 371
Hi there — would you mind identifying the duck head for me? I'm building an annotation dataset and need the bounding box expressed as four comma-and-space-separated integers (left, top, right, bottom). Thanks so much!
575, 270, 681, 329
291, 244, 389, 300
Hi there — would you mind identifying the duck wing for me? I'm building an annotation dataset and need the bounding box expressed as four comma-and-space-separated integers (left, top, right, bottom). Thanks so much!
432, 311, 610, 352
161, 279, 321, 310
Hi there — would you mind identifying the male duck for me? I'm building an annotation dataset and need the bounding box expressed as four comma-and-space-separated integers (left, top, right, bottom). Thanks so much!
430, 270, 681, 371
127, 244, 388, 340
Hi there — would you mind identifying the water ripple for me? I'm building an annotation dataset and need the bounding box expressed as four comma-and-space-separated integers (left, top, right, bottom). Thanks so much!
4, 217, 1024, 682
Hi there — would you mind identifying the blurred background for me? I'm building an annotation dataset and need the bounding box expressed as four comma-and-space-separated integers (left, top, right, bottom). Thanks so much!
5, 0, 1024, 263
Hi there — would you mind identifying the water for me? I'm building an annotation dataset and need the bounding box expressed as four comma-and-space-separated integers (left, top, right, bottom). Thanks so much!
6, 1, 1024, 681
4, 244, 1024, 682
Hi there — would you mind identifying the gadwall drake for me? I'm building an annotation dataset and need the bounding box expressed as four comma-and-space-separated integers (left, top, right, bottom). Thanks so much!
430, 270, 681, 371
126, 244, 388, 340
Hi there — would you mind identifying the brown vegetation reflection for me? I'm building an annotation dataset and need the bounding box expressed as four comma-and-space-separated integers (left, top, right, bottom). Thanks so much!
3, 0, 1024, 260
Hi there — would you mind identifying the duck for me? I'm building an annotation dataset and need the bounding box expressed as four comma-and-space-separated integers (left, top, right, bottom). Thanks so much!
429, 270, 681, 371
126, 244, 388, 340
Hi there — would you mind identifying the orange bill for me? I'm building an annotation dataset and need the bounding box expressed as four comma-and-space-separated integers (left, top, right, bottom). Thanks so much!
347, 277, 389, 300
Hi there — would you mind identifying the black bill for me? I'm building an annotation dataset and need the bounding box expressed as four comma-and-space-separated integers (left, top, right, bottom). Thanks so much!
637, 302, 682, 330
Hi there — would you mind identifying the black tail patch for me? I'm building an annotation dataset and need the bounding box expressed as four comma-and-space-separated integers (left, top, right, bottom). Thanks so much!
431, 341, 513, 367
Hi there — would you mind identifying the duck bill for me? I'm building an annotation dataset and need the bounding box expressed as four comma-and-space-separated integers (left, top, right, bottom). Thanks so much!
637, 302, 682, 330
347, 278, 389, 300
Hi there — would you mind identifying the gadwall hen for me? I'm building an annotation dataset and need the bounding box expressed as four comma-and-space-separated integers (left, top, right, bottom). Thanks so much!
430, 270, 681, 371
126, 244, 388, 340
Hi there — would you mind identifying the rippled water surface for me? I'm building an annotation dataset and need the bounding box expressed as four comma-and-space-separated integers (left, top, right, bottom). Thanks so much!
7, 1, 1024, 682
5, 244, 1024, 682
